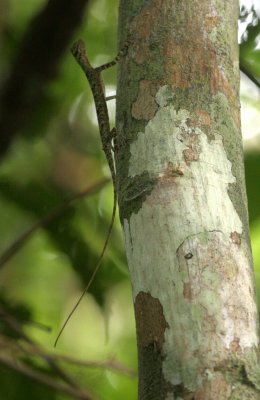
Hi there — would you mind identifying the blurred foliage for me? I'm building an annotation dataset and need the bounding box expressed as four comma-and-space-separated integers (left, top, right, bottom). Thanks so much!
0, 0, 137, 399
240, 4, 260, 80
0, 0, 259, 399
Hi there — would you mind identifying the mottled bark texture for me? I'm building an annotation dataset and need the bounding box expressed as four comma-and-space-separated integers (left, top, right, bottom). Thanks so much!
116, 0, 260, 399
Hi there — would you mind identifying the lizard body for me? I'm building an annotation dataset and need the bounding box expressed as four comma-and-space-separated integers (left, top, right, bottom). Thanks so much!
71, 40, 117, 285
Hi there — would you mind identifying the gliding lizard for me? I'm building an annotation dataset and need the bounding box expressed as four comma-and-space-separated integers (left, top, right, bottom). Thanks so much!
54, 39, 129, 346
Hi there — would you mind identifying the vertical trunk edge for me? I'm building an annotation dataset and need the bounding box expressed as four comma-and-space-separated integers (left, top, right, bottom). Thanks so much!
116, 0, 260, 399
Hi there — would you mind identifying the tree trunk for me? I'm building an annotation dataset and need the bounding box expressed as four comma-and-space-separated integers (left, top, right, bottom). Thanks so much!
116, 0, 260, 399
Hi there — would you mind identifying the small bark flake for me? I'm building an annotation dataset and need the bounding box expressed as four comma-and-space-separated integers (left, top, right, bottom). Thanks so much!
183, 282, 193, 301
230, 231, 241, 245
230, 337, 241, 352
160, 161, 184, 183
194, 371, 231, 400
204, 15, 218, 30
132, 80, 158, 120
129, 0, 164, 64
181, 132, 201, 166
134, 291, 169, 350
194, 109, 212, 128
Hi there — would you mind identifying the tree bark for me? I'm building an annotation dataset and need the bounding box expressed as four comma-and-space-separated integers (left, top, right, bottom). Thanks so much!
116, 0, 260, 399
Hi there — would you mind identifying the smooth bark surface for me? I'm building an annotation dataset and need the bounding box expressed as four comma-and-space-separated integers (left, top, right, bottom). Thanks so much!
116, 1, 260, 399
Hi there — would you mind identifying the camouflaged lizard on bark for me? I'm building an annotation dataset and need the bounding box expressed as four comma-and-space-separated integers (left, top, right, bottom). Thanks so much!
54, 39, 129, 346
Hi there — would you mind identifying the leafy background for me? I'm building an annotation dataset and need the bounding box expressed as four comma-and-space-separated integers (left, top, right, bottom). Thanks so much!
0, 0, 259, 399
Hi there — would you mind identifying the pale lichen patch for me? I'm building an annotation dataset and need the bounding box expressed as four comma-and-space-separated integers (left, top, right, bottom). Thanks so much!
176, 232, 259, 352
127, 86, 243, 237
122, 85, 258, 390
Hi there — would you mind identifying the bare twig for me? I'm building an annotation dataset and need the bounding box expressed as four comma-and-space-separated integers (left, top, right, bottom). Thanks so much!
105, 94, 116, 101
23, 344, 136, 377
0, 306, 96, 398
45, 354, 136, 378
0, 332, 136, 378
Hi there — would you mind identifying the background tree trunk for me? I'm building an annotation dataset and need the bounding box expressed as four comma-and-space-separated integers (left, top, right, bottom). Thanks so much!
116, 0, 260, 398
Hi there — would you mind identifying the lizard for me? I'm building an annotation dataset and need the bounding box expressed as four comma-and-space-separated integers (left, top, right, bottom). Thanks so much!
54, 39, 130, 347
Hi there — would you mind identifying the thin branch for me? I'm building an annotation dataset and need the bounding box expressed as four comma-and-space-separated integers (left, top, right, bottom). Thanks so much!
0, 334, 136, 378
21, 343, 136, 378
46, 355, 136, 378
0, 305, 136, 400
0, 178, 109, 269
0, 307, 96, 399
3, 344, 81, 394
105, 95, 117, 101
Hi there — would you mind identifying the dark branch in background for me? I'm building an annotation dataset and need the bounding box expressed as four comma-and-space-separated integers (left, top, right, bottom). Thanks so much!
0, 335, 136, 378
0, 304, 96, 400
0, 356, 95, 400
0, 0, 89, 157
0, 305, 135, 400
0, 179, 109, 269
240, 62, 260, 89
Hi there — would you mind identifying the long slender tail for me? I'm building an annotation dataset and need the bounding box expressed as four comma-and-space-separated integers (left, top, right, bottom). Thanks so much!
54, 189, 117, 347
